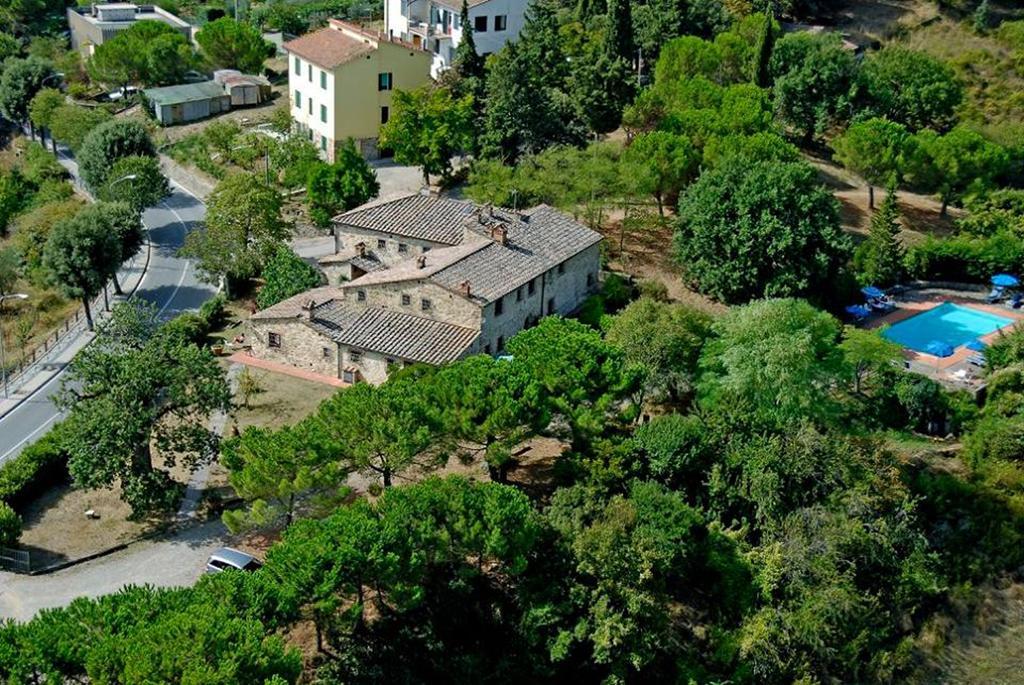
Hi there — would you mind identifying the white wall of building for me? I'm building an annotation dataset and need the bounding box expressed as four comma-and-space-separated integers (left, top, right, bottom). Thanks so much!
288, 53, 336, 159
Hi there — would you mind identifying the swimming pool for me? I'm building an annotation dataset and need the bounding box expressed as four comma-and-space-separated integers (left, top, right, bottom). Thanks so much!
882, 302, 1015, 354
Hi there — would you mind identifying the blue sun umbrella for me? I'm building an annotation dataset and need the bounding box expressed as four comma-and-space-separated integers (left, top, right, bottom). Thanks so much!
966, 339, 988, 352
861, 285, 886, 300
925, 340, 955, 358
992, 273, 1019, 287
845, 304, 871, 319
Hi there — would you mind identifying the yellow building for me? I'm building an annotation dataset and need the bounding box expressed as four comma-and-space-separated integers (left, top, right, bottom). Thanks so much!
283, 20, 433, 161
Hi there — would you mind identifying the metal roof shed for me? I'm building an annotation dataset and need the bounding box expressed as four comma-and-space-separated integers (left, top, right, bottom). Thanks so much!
143, 81, 231, 125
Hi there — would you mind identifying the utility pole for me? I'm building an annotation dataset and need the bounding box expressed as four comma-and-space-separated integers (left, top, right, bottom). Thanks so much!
0, 293, 29, 400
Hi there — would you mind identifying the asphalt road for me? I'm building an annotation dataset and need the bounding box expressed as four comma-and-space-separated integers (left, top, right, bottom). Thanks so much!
0, 178, 214, 462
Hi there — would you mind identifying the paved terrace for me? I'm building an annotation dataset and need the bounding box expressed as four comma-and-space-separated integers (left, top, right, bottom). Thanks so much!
865, 286, 1024, 390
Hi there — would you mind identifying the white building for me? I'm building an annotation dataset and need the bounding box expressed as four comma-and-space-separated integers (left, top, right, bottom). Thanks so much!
384, 0, 527, 77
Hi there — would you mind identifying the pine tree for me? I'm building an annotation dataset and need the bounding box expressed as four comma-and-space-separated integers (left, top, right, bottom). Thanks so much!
453, 0, 484, 79
577, 0, 606, 22
862, 182, 904, 287
753, 13, 774, 88
605, 0, 635, 63
519, 0, 567, 88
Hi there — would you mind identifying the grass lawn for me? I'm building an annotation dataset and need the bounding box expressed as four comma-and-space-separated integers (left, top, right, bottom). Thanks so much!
225, 363, 340, 434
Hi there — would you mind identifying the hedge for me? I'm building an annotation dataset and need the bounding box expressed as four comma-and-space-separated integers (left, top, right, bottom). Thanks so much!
904, 230, 1024, 283
0, 425, 70, 510
0, 502, 21, 547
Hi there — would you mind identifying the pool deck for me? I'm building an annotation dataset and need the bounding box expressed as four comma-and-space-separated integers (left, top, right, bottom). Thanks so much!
864, 289, 1024, 385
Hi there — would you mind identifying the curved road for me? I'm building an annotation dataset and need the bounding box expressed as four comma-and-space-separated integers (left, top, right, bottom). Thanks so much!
0, 182, 214, 461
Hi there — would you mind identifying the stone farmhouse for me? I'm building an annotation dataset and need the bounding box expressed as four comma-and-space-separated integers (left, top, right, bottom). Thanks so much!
249, 194, 602, 384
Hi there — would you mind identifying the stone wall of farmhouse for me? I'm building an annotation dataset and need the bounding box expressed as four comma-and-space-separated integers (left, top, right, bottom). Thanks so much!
477, 244, 601, 353
250, 318, 339, 378
337, 347, 392, 385
344, 280, 482, 329
333, 225, 446, 268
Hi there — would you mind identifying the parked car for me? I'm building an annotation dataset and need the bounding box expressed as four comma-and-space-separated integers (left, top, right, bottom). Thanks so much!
106, 86, 139, 102
206, 547, 262, 573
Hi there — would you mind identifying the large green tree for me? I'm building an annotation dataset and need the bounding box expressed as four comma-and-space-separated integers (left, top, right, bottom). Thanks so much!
98, 154, 170, 212
56, 300, 231, 515
830, 117, 908, 208
604, 297, 712, 405
0, 56, 53, 127
769, 31, 857, 141
860, 46, 963, 132
622, 131, 699, 215
27, 86, 63, 152
697, 298, 847, 428
310, 375, 441, 487
903, 126, 1010, 216
305, 140, 379, 227
380, 85, 474, 186
195, 17, 272, 74
41, 204, 121, 329
48, 103, 112, 153
180, 172, 290, 294
76, 117, 157, 192
674, 157, 850, 304
87, 20, 194, 87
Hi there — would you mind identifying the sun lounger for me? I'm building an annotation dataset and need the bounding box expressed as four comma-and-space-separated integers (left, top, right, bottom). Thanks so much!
968, 354, 987, 367
986, 287, 1005, 303
1007, 293, 1024, 309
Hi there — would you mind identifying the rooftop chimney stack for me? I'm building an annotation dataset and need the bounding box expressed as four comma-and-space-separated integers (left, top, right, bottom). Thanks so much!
416, 255, 427, 269
490, 224, 508, 246
459, 280, 471, 297
355, 242, 366, 257
303, 300, 316, 320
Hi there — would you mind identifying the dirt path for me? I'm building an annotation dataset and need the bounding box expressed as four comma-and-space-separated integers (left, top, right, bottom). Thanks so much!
807, 154, 962, 244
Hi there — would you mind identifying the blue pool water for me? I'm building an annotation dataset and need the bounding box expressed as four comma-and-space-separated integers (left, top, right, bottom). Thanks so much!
882, 302, 1014, 354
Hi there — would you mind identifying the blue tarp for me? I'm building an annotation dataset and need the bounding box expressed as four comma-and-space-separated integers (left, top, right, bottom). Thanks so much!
861, 285, 886, 299
967, 339, 988, 352
925, 340, 955, 357
992, 273, 1019, 287
845, 304, 871, 318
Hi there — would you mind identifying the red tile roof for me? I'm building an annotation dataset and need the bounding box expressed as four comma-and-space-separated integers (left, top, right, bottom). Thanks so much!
283, 27, 375, 69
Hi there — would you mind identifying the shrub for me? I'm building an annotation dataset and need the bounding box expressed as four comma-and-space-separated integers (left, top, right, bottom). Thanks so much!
0, 427, 70, 509
903, 230, 1024, 283
0, 502, 21, 547
256, 247, 322, 309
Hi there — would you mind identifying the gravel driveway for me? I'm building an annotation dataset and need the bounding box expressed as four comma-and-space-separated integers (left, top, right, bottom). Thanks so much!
0, 519, 230, 622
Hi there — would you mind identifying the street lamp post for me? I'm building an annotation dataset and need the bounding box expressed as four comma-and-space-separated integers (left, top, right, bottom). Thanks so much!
0, 293, 29, 400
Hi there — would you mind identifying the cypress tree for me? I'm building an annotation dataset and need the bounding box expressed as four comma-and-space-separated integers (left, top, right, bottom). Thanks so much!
753, 13, 774, 88
453, 0, 484, 79
605, 0, 635, 63
862, 181, 904, 287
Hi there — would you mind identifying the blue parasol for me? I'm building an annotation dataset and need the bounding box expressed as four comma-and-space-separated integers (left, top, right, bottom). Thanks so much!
992, 273, 1019, 287
861, 285, 886, 299
966, 339, 988, 352
845, 304, 871, 318
925, 340, 955, 358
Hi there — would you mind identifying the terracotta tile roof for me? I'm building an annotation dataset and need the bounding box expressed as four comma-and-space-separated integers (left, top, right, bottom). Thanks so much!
334, 194, 478, 245
250, 286, 344, 320
332, 307, 478, 365
283, 27, 374, 69
343, 239, 491, 289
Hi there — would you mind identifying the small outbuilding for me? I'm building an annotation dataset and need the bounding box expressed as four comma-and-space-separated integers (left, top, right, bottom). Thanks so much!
213, 69, 272, 107
144, 81, 231, 125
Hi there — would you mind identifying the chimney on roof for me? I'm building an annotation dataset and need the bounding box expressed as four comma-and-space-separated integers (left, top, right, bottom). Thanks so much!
458, 280, 471, 297
490, 224, 508, 246
303, 300, 316, 320
355, 241, 366, 257
416, 255, 427, 268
